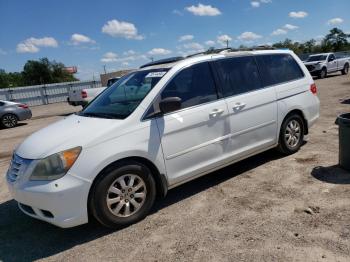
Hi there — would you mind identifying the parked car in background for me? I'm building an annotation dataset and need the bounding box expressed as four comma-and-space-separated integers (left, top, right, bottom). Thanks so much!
303, 52, 350, 79
0, 100, 32, 128
6, 49, 319, 228
67, 77, 120, 106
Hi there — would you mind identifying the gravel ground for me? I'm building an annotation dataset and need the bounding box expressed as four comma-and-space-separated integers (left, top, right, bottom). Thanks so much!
0, 73, 350, 262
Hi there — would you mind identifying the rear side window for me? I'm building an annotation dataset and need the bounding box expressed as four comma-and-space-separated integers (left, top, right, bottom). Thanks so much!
161, 62, 218, 109
255, 54, 304, 87
213, 56, 262, 97
0, 102, 4, 106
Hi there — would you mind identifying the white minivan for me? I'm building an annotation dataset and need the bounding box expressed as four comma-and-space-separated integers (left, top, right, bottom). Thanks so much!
6, 49, 320, 228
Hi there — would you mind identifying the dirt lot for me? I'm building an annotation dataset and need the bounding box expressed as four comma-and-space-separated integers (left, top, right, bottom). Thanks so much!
1, 74, 350, 262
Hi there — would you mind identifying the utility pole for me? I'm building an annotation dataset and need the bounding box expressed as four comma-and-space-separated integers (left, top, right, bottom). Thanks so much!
226, 39, 229, 48
103, 65, 107, 74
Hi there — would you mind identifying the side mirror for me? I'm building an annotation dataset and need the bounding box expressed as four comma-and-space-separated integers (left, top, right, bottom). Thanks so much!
329, 57, 334, 62
159, 97, 182, 114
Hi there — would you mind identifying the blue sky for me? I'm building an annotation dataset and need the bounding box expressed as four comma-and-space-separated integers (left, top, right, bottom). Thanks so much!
0, 0, 349, 80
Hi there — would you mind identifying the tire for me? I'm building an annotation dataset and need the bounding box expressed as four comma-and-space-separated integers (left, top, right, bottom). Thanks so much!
277, 114, 304, 155
1, 113, 18, 128
89, 161, 156, 228
319, 68, 327, 79
342, 63, 349, 75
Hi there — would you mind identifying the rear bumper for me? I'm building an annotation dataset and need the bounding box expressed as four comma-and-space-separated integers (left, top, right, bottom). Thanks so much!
17, 109, 32, 121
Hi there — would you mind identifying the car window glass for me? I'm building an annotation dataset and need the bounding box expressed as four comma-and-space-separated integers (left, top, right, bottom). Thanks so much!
214, 56, 261, 97
329, 55, 335, 61
255, 54, 304, 86
0, 102, 4, 106
160, 62, 218, 110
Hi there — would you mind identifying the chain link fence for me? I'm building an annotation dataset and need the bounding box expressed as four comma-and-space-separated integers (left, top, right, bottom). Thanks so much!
0, 80, 101, 106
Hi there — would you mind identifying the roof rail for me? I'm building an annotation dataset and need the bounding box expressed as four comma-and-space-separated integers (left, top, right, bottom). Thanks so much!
186, 45, 276, 58
140, 56, 184, 68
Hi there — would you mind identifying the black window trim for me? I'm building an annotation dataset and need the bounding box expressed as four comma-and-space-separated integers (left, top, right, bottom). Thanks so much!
211, 55, 265, 98
142, 60, 222, 120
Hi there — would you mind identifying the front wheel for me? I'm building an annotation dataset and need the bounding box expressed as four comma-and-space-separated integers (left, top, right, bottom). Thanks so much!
319, 68, 327, 79
89, 161, 156, 228
342, 64, 349, 75
1, 114, 18, 128
277, 114, 304, 155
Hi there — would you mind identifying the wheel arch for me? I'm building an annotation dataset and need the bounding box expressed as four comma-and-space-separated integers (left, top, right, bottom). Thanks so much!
282, 109, 308, 135
87, 156, 168, 217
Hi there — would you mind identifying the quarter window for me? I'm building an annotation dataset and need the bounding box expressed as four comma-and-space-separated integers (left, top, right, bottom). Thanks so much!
160, 62, 218, 109
214, 56, 262, 97
255, 54, 304, 86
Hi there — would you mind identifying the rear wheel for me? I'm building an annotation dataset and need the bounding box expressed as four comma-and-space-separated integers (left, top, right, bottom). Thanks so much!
319, 68, 327, 79
1, 114, 18, 128
342, 63, 349, 75
277, 114, 304, 155
89, 161, 156, 228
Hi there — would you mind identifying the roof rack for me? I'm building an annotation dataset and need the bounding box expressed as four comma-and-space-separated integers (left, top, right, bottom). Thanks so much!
140, 56, 184, 68
186, 45, 276, 58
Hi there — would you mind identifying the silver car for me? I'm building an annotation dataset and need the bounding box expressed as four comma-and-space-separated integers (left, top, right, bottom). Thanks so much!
0, 100, 32, 128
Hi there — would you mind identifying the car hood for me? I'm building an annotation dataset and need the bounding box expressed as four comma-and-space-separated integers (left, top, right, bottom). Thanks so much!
303, 61, 324, 65
16, 114, 122, 159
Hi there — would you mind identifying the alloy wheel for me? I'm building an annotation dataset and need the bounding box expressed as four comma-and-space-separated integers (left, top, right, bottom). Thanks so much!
2, 114, 17, 128
284, 120, 301, 148
106, 174, 147, 217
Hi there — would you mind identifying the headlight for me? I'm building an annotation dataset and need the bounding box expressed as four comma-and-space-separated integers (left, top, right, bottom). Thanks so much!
30, 147, 82, 181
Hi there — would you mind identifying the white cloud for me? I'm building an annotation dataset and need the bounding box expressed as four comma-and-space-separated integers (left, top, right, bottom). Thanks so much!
173, 9, 184, 16
205, 40, 216, 46
289, 11, 308, 18
183, 42, 204, 50
179, 34, 194, 42
0, 48, 7, 55
186, 3, 221, 16
271, 29, 287, 36
122, 62, 129, 67
251, 1, 260, 8
148, 48, 172, 56
238, 32, 262, 41
123, 50, 136, 56
217, 34, 233, 46
70, 33, 95, 45
101, 52, 118, 63
327, 18, 344, 25
102, 19, 144, 40
251, 0, 271, 8
284, 24, 298, 30
16, 37, 58, 53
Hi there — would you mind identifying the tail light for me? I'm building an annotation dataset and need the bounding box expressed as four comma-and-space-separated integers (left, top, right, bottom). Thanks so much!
81, 90, 87, 98
310, 83, 317, 95
18, 104, 28, 109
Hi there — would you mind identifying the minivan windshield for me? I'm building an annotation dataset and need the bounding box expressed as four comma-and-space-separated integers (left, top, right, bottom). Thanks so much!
80, 68, 169, 119
306, 55, 327, 62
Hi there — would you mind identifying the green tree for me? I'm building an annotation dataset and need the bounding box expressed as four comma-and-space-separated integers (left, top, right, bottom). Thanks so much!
0, 69, 9, 88
323, 28, 350, 52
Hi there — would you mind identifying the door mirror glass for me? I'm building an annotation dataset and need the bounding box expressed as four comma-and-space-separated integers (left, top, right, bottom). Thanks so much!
159, 97, 182, 114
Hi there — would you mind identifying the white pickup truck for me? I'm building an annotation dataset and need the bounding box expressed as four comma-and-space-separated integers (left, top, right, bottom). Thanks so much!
67, 77, 120, 106
303, 53, 350, 79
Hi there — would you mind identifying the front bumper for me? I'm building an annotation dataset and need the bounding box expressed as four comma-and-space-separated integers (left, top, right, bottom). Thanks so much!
6, 157, 91, 228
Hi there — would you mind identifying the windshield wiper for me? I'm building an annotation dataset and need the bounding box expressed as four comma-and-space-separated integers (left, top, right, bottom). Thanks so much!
80, 112, 123, 119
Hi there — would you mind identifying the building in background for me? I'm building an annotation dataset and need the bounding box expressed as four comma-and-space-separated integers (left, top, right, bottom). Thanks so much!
100, 70, 133, 86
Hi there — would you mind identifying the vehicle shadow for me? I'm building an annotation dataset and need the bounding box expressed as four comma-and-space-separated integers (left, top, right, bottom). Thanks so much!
0, 123, 27, 130
311, 165, 350, 184
0, 149, 284, 261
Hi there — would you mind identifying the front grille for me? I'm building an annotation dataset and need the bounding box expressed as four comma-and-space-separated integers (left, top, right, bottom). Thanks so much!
6, 154, 32, 182
306, 65, 315, 71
